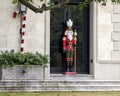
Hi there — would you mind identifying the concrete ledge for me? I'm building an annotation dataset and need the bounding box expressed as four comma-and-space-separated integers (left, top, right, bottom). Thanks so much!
98, 60, 120, 64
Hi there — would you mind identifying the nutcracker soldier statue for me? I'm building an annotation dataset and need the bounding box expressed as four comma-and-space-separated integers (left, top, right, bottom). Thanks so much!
63, 19, 77, 74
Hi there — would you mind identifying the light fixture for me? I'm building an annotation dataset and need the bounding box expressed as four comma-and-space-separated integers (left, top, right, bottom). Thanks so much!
19, 3, 27, 14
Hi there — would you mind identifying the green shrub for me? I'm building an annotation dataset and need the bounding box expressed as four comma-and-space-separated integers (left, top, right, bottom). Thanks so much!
0, 50, 49, 68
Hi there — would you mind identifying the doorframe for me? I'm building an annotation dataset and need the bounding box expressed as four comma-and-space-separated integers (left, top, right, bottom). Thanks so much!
43, 0, 50, 79
89, 2, 98, 77
44, 1, 97, 79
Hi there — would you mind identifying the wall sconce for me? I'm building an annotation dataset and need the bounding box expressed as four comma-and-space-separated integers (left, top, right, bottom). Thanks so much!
19, 3, 27, 14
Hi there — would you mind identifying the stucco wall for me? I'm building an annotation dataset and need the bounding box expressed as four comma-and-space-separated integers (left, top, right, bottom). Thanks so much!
0, 1, 45, 54
0, 1, 20, 51
0, 1, 50, 79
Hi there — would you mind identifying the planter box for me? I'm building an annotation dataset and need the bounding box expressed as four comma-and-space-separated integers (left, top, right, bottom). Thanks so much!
0, 65, 44, 80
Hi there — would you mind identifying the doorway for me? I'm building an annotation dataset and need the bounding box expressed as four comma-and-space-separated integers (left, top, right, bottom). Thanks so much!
50, 5, 89, 74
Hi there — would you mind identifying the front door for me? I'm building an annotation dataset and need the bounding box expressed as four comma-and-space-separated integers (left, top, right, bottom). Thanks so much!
50, 5, 89, 74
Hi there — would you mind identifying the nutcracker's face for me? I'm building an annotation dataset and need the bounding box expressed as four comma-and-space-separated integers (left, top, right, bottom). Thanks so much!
68, 26, 72, 29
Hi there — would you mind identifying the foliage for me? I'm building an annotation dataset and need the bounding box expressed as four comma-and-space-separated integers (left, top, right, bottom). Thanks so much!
11, 0, 120, 13
12, 0, 120, 4
0, 50, 49, 68
12, 0, 32, 4
12, 0, 43, 4
79, 0, 120, 9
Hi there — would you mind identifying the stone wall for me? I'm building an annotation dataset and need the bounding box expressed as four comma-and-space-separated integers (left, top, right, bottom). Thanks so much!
93, 2, 120, 80
97, 1, 113, 60
112, 5, 120, 59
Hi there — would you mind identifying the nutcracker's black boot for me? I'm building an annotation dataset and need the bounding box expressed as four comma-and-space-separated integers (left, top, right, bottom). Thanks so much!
66, 62, 70, 72
69, 62, 74, 72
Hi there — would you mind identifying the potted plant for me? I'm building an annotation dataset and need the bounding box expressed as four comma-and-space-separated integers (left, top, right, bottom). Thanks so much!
0, 50, 49, 80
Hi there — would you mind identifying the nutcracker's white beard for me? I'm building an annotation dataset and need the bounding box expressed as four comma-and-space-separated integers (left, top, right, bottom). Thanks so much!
68, 34, 73, 41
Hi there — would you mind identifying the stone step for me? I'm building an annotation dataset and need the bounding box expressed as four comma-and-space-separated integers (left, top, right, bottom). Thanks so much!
0, 80, 120, 86
0, 80, 120, 91
50, 74, 93, 80
0, 84, 120, 92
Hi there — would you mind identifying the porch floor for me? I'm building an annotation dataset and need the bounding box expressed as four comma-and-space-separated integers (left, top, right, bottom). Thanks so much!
50, 74, 93, 80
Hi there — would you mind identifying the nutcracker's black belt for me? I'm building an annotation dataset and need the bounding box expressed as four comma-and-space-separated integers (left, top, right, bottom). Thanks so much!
67, 42, 72, 46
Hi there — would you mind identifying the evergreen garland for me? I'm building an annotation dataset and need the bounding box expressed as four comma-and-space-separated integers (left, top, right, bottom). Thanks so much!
0, 50, 49, 68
